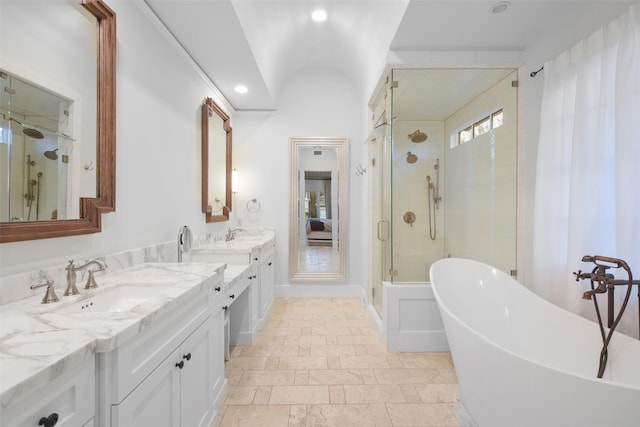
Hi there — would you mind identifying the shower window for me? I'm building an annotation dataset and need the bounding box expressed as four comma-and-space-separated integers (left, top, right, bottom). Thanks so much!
473, 116, 491, 137
458, 126, 473, 144
492, 109, 504, 128
453, 107, 504, 147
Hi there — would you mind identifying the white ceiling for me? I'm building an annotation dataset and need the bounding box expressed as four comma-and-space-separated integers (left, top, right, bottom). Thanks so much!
144, 0, 635, 112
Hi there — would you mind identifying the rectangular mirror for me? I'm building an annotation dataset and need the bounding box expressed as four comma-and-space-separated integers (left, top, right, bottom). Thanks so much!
201, 97, 232, 222
290, 137, 348, 281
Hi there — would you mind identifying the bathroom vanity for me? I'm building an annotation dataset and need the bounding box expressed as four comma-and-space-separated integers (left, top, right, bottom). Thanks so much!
0, 263, 226, 427
191, 229, 276, 347
0, 231, 275, 427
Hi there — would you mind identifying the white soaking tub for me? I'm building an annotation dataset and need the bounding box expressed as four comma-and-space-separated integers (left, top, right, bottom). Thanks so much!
430, 258, 640, 427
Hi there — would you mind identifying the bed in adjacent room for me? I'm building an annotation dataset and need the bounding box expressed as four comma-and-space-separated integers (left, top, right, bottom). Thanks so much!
306, 218, 332, 245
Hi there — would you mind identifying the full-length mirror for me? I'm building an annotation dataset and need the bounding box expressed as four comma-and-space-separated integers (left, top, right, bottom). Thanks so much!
0, 0, 116, 242
201, 97, 232, 223
290, 137, 348, 281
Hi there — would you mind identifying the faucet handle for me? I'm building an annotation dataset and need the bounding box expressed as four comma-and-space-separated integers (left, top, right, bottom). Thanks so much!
30, 280, 59, 304
84, 262, 106, 289
85, 270, 99, 289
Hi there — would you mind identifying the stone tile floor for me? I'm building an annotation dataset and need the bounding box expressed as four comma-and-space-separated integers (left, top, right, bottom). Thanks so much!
217, 297, 460, 427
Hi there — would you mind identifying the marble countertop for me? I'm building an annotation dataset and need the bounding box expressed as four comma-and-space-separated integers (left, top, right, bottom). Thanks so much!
224, 264, 252, 285
192, 228, 275, 254
0, 262, 225, 411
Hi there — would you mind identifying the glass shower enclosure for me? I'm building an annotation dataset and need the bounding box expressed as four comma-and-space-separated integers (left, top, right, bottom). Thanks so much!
369, 68, 519, 315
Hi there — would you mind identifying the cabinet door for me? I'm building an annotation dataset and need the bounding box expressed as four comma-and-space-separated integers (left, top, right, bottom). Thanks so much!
180, 317, 217, 427
2, 358, 94, 427
111, 349, 181, 427
259, 253, 275, 319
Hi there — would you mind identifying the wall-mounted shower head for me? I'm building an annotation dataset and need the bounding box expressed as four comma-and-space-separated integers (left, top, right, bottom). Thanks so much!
408, 130, 428, 143
44, 148, 58, 160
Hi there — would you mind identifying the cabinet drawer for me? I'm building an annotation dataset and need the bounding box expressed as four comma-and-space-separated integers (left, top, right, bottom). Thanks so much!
102, 291, 211, 402
2, 357, 95, 427
226, 264, 255, 302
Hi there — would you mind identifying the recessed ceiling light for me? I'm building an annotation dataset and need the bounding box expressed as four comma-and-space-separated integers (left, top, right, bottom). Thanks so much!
311, 9, 327, 22
491, 1, 510, 14
234, 85, 248, 94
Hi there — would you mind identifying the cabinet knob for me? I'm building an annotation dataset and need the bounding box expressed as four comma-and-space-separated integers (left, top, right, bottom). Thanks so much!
222, 305, 228, 311
175, 360, 184, 369
214, 286, 221, 292
183, 353, 192, 361
254, 257, 258, 261
268, 262, 272, 266
38, 413, 59, 427
230, 294, 235, 299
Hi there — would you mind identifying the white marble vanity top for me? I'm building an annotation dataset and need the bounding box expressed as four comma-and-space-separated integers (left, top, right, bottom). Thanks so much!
224, 264, 251, 284
0, 262, 224, 410
193, 228, 275, 254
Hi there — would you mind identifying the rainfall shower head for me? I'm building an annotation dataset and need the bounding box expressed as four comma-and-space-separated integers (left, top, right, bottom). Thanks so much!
7, 117, 75, 141
408, 130, 428, 143
23, 127, 44, 139
44, 148, 59, 160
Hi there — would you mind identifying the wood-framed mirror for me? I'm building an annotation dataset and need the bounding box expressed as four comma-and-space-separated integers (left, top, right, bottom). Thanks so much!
0, 0, 116, 243
289, 137, 348, 281
201, 97, 232, 223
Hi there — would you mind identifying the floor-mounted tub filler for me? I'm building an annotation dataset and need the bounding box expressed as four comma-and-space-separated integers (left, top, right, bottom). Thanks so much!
430, 258, 640, 427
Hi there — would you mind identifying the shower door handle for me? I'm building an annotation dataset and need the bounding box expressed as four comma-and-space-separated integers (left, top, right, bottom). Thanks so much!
377, 220, 390, 241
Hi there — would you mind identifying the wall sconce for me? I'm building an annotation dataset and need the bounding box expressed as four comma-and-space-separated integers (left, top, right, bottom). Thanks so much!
231, 168, 239, 193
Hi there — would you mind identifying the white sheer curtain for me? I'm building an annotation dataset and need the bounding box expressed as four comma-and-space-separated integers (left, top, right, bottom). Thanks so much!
532, 4, 640, 337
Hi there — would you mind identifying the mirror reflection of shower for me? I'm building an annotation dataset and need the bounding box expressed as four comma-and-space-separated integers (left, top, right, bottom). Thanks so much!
426, 158, 441, 240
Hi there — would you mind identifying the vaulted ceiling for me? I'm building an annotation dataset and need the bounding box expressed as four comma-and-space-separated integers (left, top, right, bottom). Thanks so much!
145, 0, 634, 112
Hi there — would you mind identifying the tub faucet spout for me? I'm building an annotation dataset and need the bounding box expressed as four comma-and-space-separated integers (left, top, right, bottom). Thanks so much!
575, 254, 637, 378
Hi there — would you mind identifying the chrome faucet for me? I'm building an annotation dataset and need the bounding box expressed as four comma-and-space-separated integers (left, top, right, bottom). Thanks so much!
65, 259, 107, 295
225, 228, 242, 242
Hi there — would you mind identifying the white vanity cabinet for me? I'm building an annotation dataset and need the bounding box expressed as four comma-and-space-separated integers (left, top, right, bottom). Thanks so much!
257, 244, 275, 323
227, 263, 258, 346
191, 235, 275, 345
100, 278, 226, 427
1, 358, 95, 427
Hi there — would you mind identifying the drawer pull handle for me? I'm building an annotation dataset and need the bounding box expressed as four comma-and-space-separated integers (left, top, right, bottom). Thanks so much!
214, 286, 221, 292
268, 262, 272, 266
230, 294, 235, 299
176, 360, 185, 369
183, 353, 191, 361
222, 305, 228, 311
39, 413, 59, 427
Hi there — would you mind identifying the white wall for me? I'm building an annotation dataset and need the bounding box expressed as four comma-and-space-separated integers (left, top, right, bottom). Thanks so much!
233, 67, 367, 288
0, 1, 233, 276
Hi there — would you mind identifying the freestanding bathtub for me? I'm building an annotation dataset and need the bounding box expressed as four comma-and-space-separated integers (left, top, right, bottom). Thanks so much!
430, 258, 640, 427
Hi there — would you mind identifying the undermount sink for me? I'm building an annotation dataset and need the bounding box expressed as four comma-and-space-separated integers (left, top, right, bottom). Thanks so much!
46, 282, 176, 314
